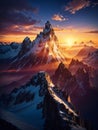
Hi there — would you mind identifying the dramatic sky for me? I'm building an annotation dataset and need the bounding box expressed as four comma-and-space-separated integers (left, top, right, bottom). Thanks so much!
0, 0, 98, 46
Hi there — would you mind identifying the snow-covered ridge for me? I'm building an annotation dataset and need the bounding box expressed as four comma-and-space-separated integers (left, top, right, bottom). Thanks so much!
49, 87, 78, 116
75, 46, 96, 61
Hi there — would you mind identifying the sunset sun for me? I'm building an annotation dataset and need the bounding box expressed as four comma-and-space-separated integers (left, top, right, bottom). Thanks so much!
66, 38, 74, 47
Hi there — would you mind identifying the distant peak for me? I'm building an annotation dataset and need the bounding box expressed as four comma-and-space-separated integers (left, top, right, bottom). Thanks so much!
22, 36, 31, 44
24, 36, 31, 41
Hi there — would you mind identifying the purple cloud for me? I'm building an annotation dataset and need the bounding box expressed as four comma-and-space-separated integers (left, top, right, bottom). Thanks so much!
65, 0, 90, 14
86, 30, 98, 33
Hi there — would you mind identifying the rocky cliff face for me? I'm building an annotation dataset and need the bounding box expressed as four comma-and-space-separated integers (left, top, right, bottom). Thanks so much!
69, 59, 89, 75
52, 62, 78, 96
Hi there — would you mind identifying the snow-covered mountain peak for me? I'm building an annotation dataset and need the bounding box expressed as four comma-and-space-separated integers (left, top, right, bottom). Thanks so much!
33, 21, 59, 51
9, 21, 66, 69
31, 33, 63, 62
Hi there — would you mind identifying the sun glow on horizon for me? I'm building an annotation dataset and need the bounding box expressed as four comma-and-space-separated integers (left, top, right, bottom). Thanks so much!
66, 38, 75, 47
0, 26, 98, 48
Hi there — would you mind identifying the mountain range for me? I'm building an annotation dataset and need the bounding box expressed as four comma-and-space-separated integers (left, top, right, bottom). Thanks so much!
0, 21, 98, 130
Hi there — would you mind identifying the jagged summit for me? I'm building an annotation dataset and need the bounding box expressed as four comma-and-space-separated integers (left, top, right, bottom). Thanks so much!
18, 36, 33, 57
22, 36, 31, 44
42, 21, 56, 39
43, 21, 52, 34
53, 62, 77, 95
33, 21, 58, 46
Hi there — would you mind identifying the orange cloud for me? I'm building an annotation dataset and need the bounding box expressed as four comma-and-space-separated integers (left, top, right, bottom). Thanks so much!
85, 30, 98, 33
0, 25, 43, 42
0, 24, 42, 36
52, 14, 68, 21
65, 0, 90, 14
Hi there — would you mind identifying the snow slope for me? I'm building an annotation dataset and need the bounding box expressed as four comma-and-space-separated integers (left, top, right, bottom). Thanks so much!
75, 46, 96, 61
